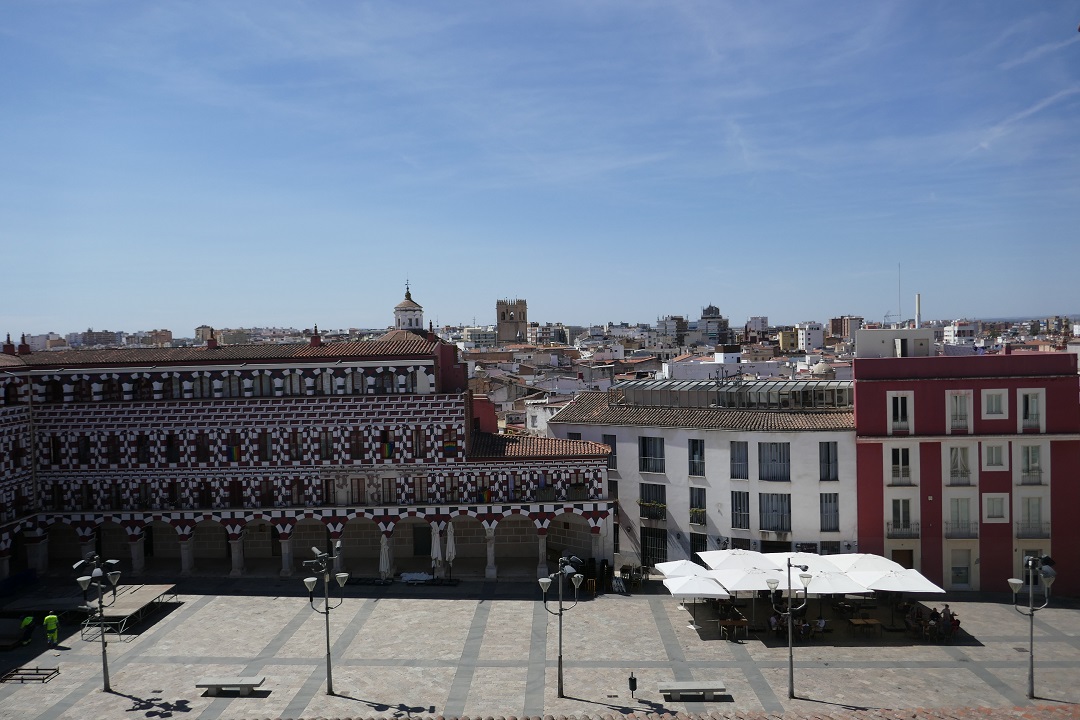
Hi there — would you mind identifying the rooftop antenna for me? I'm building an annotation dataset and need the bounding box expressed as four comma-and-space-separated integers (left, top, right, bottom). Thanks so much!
897, 262, 902, 327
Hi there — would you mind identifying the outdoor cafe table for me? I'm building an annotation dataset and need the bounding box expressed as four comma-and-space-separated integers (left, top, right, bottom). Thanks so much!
848, 617, 883, 637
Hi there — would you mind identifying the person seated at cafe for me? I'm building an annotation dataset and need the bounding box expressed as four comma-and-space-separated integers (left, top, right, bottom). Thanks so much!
929, 607, 941, 623
769, 612, 783, 637
799, 618, 811, 641
816, 616, 827, 634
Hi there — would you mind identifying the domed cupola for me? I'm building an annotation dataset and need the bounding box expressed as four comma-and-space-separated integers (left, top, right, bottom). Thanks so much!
394, 283, 424, 332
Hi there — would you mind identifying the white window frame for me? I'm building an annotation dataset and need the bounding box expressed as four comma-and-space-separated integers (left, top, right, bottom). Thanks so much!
946, 390, 971, 434
981, 389, 1007, 420
982, 493, 1008, 523
886, 391, 914, 435
1017, 389, 1045, 433
983, 443, 1006, 470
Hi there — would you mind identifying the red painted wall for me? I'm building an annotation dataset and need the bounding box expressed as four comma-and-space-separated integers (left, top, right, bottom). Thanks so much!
919, 442, 943, 584
856, 443, 884, 555
1050, 439, 1080, 597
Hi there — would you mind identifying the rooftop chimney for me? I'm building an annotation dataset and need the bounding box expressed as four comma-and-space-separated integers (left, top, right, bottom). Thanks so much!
17, 334, 30, 355
2, 334, 14, 355
310, 324, 322, 347
206, 328, 218, 350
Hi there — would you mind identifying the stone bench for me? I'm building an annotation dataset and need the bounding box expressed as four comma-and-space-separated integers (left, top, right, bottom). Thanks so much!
658, 680, 727, 701
196, 676, 265, 696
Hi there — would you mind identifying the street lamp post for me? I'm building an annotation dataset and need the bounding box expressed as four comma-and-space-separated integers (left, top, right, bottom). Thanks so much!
303, 541, 350, 696
538, 555, 584, 698
1008, 554, 1057, 699
767, 560, 812, 700
74, 553, 122, 692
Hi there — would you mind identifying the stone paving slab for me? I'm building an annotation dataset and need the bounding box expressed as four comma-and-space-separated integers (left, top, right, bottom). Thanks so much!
0, 579, 1077, 720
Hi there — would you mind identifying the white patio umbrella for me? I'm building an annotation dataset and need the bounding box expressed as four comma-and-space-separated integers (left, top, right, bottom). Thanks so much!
655, 560, 709, 577
430, 525, 443, 578
706, 567, 784, 627
697, 549, 782, 572
763, 551, 843, 577
663, 575, 730, 629
827, 553, 905, 574
848, 568, 945, 627
379, 533, 391, 580
445, 521, 457, 579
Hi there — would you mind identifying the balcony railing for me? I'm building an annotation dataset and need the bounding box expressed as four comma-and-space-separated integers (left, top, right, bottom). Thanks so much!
639, 503, 667, 520
947, 472, 971, 487
1020, 470, 1043, 486
689, 508, 707, 526
887, 521, 920, 539
759, 513, 791, 533
1022, 414, 1040, 431
889, 467, 913, 486
891, 419, 909, 433
944, 521, 978, 539
730, 462, 749, 480
950, 414, 969, 431
688, 460, 706, 477
1016, 521, 1050, 538
639, 457, 666, 473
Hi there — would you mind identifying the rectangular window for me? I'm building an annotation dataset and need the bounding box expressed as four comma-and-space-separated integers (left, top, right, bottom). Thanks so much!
638, 482, 666, 519
688, 439, 705, 476
608, 479, 618, 498
730, 441, 748, 479
638, 436, 665, 473
731, 490, 750, 529
820, 492, 839, 532
287, 430, 302, 462
949, 447, 971, 485
892, 395, 910, 431
257, 431, 272, 462
77, 436, 91, 465
891, 447, 911, 484
1021, 446, 1042, 484
985, 444, 1004, 468
165, 433, 181, 464
603, 434, 617, 470
49, 435, 62, 465
986, 496, 1005, 519
442, 427, 458, 454
819, 441, 838, 481
1021, 393, 1040, 429
758, 493, 791, 532
106, 435, 121, 465
949, 393, 969, 431
689, 487, 706, 526
891, 498, 911, 529
320, 430, 335, 461
758, 442, 790, 482
690, 532, 708, 560
349, 430, 365, 461
226, 432, 243, 463
567, 432, 582, 440
947, 497, 975, 538
195, 432, 211, 463
640, 526, 668, 567
985, 393, 1003, 416
136, 434, 151, 464
412, 426, 425, 459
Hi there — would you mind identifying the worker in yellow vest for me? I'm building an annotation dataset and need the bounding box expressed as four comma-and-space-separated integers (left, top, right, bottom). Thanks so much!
20, 615, 34, 645
43, 611, 59, 647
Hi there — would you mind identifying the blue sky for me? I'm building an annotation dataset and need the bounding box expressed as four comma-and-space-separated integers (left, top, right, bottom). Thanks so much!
3, 2, 1079, 337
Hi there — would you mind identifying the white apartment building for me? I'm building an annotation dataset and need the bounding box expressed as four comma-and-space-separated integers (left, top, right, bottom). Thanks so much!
795, 322, 825, 351
746, 317, 769, 333
944, 320, 979, 346
548, 379, 857, 568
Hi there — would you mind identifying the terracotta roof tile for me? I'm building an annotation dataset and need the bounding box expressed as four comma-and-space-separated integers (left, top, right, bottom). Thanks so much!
549, 391, 854, 431
470, 431, 610, 460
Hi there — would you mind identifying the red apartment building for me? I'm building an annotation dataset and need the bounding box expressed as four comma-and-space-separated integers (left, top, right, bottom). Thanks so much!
854, 352, 1079, 596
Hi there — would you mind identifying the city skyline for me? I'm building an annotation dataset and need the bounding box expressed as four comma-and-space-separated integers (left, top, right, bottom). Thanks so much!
3, 3, 1079, 335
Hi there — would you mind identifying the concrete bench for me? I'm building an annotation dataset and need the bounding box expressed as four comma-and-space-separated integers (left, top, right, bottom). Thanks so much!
658, 680, 727, 701
196, 676, 265, 696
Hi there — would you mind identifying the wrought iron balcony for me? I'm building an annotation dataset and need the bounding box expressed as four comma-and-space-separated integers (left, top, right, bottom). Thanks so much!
889, 467, 914, 486
638, 502, 667, 521
886, 521, 920, 539
947, 472, 971, 487
944, 521, 978, 539
1015, 521, 1050, 538
1020, 470, 1043, 486
689, 508, 707, 526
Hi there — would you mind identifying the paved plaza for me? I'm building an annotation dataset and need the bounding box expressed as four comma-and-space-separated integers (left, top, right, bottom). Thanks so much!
1, 574, 1079, 720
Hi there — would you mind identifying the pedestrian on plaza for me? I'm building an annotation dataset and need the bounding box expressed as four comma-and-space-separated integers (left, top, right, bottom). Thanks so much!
43, 611, 59, 647
929, 607, 941, 623
19, 615, 34, 645
941, 604, 953, 623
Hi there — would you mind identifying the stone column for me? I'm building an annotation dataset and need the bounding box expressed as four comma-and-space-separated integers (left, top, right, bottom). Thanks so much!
229, 538, 245, 577
279, 537, 294, 577
179, 538, 195, 576
591, 531, 602, 562
129, 535, 146, 576
537, 533, 549, 578
26, 537, 49, 575
485, 527, 497, 580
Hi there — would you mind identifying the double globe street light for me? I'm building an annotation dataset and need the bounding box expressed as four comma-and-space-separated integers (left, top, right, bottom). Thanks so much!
538, 555, 584, 698
1008, 555, 1057, 699
74, 553, 122, 692
767, 560, 812, 700
303, 541, 350, 696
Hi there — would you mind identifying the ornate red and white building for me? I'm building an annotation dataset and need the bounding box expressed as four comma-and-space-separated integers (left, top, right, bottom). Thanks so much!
0, 292, 613, 581
853, 352, 1080, 596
